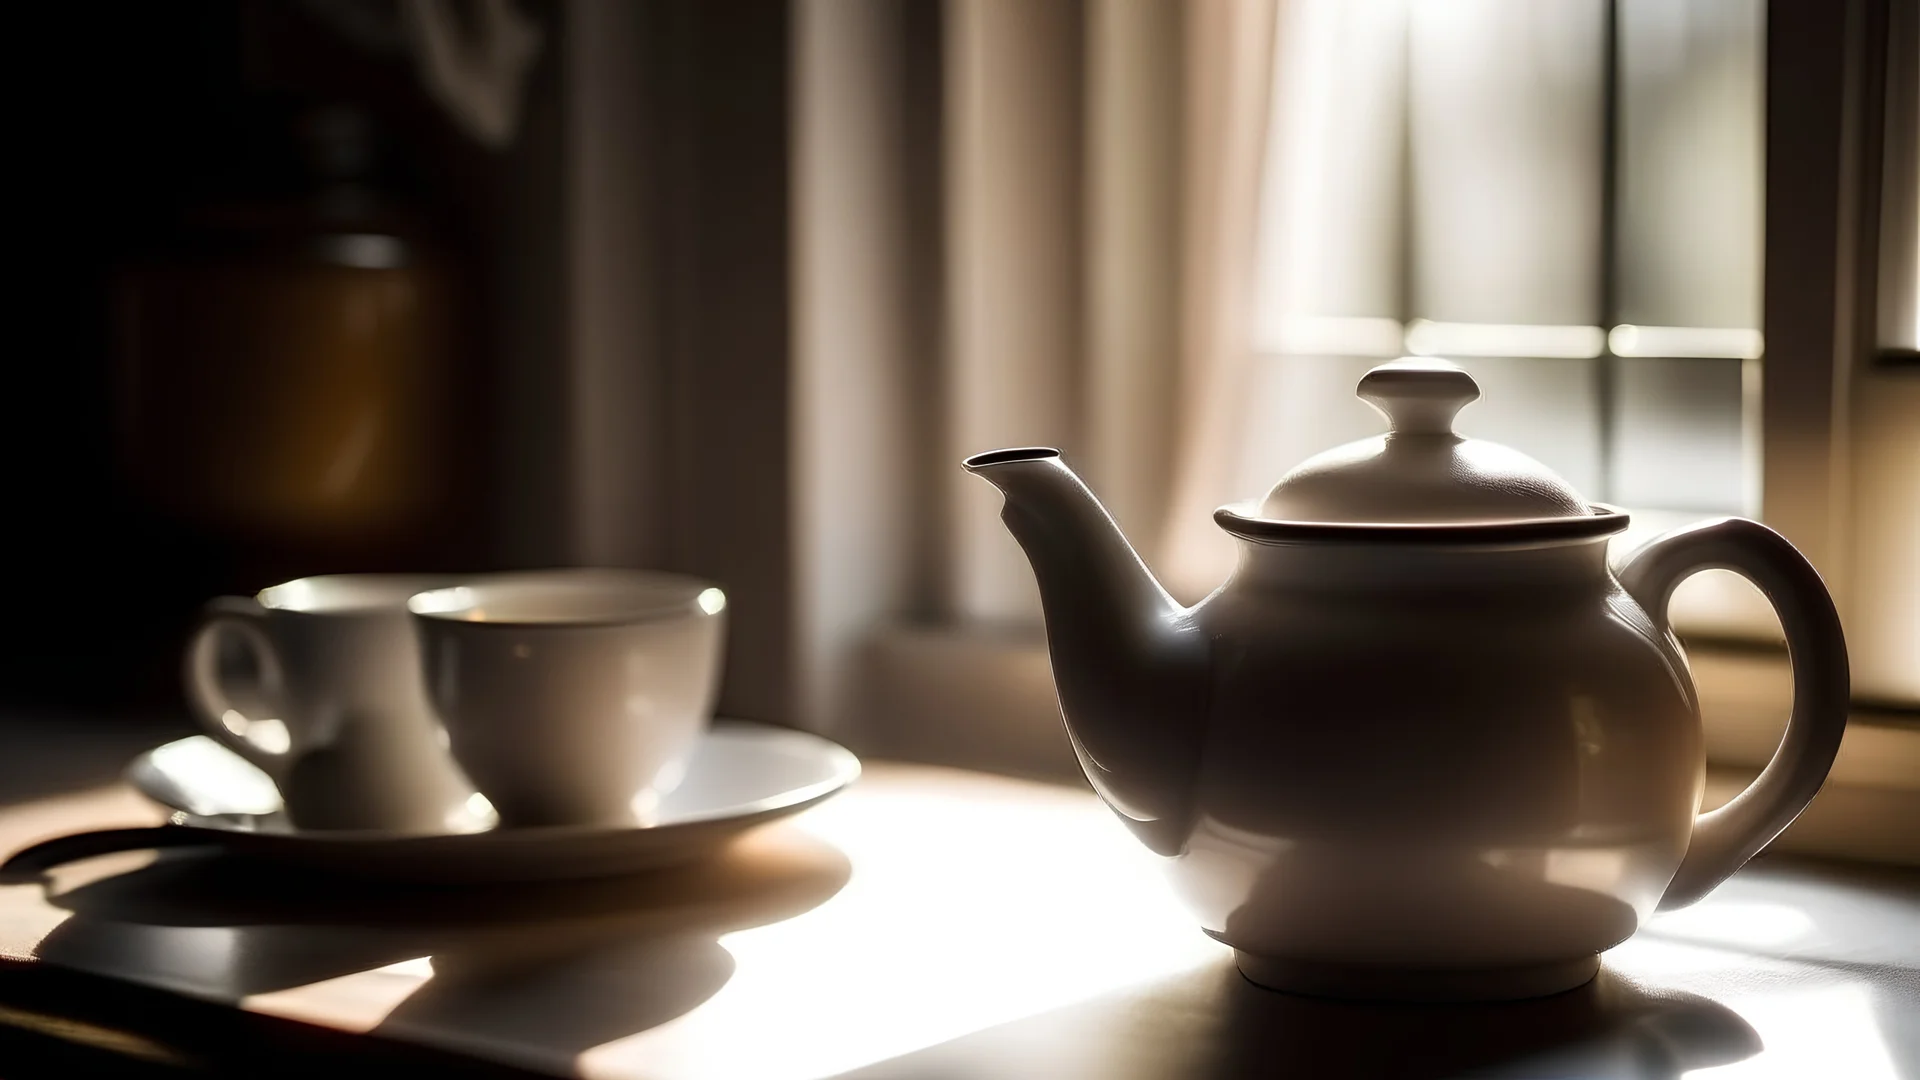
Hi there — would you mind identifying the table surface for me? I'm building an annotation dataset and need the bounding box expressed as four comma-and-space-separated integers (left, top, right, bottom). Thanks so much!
0, 740, 1914, 1079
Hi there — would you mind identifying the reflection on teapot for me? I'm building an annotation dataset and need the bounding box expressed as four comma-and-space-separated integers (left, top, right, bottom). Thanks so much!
966, 359, 1848, 1000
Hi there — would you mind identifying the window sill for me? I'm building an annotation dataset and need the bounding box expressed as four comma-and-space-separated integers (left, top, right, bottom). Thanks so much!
856, 624, 1920, 866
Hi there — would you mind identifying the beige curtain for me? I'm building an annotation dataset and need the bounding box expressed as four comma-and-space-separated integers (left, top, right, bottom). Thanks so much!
791, 0, 1281, 735
1159, 0, 1280, 602
944, 0, 1094, 624
943, 0, 1280, 620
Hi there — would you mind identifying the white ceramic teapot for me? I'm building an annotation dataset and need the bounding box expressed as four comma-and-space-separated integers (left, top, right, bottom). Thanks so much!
965, 358, 1848, 1001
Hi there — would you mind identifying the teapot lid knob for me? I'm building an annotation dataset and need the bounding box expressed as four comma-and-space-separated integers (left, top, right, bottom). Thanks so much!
1248, 358, 1594, 525
1357, 358, 1480, 436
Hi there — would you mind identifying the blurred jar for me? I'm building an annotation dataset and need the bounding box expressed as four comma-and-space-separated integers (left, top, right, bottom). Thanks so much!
114, 105, 456, 553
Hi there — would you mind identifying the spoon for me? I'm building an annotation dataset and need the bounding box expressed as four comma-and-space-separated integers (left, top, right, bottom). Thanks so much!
1, 737, 292, 878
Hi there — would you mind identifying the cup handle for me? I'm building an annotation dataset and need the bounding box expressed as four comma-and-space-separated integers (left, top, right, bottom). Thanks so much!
1618, 517, 1849, 910
183, 596, 295, 780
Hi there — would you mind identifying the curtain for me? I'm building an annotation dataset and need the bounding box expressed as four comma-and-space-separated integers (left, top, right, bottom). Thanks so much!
796, 0, 1274, 727
1160, 0, 1283, 601
942, 0, 1280, 619
790, 0, 1280, 742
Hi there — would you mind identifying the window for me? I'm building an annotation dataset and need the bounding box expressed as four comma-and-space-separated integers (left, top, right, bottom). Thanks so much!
1185, 0, 1918, 707
1213, 0, 1768, 625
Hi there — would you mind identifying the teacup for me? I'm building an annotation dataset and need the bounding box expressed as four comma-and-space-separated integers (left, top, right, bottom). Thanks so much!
409, 569, 727, 829
183, 574, 477, 832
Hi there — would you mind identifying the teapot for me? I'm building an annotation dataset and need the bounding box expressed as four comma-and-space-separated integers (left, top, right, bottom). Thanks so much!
965, 359, 1848, 1001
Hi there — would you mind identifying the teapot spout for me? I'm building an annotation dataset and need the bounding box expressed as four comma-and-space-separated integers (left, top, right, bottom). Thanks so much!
964, 448, 1207, 854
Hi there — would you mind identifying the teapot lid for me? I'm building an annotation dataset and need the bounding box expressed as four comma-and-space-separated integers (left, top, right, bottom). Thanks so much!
1228, 359, 1616, 535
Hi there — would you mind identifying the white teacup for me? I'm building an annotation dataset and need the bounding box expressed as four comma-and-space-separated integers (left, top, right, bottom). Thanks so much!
409, 569, 727, 829
184, 574, 477, 832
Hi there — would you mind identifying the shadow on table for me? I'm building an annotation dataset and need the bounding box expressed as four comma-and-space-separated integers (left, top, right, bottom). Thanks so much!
1196, 966, 1761, 1079
28, 826, 849, 1067
835, 963, 1760, 1080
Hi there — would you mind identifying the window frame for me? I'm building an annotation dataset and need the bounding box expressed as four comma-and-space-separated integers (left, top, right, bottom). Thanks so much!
1757, 0, 1918, 706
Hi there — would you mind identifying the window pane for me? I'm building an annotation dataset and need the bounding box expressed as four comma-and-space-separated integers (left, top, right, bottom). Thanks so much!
1250, 0, 1406, 354
1611, 0, 1761, 517
1454, 356, 1605, 497
1609, 356, 1754, 512
1407, 0, 1605, 325
1615, 0, 1764, 330
1241, 0, 1766, 521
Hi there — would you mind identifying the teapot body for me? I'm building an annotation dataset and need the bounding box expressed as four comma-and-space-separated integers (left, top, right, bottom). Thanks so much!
1169, 536, 1704, 999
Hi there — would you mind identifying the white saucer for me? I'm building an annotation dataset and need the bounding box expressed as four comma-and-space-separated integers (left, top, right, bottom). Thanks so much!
122, 721, 860, 883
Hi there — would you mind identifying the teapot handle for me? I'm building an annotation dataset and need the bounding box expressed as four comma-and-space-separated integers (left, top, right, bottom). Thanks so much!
1618, 517, 1849, 910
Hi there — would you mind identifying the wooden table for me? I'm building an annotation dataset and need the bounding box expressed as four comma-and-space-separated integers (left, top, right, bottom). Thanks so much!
0, 755, 1914, 1078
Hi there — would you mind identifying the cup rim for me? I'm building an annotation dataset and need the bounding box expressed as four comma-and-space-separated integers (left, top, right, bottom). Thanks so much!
257, 574, 467, 616
408, 568, 726, 629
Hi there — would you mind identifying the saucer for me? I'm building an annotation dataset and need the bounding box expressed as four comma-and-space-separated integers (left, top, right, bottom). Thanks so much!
122, 720, 860, 883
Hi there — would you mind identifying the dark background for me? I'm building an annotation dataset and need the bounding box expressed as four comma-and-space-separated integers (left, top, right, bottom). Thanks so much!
5, 0, 801, 727
7, 1, 550, 711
